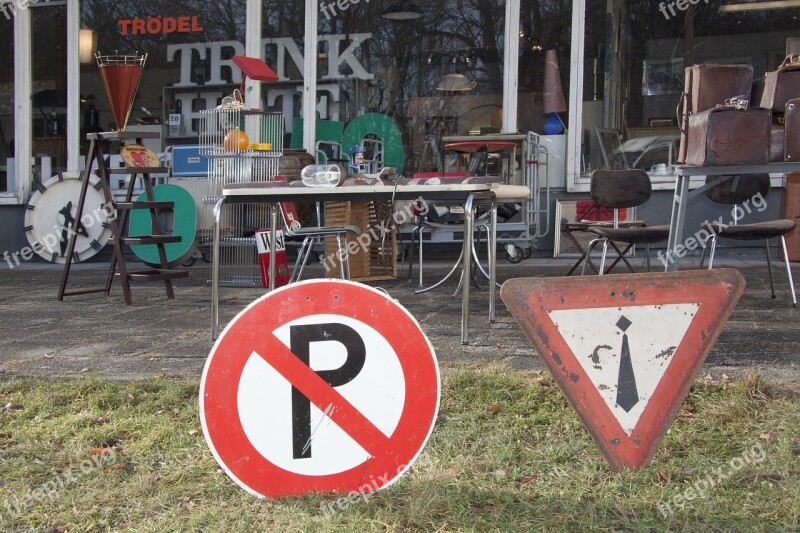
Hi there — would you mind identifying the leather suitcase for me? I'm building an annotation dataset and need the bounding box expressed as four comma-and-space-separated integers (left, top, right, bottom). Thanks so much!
685, 106, 770, 166
786, 98, 800, 161
677, 64, 754, 163
752, 55, 800, 112
770, 123, 785, 163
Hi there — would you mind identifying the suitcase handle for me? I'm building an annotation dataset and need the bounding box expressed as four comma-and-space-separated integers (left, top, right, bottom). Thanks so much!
779, 54, 800, 71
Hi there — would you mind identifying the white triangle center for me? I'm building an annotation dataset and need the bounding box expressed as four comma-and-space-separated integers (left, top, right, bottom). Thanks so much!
548, 304, 699, 435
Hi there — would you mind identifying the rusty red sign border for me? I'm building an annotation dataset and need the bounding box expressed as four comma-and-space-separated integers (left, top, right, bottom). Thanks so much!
501, 269, 745, 471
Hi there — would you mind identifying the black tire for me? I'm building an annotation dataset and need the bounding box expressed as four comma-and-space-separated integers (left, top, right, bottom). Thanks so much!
506, 246, 524, 264
182, 257, 196, 267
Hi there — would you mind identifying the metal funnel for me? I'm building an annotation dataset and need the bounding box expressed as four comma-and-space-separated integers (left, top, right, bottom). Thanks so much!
96, 51, 147, 131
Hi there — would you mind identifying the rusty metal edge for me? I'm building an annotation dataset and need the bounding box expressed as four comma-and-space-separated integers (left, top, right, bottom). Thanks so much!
500, 269, 746, 472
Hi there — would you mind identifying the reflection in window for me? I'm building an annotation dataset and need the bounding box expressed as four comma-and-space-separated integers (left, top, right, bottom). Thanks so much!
312, 0, 508, 174
0, 14, 13, 192
580, 0, 800, 178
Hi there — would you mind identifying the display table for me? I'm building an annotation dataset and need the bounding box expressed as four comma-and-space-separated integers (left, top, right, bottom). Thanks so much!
213, 181, 498, 344
666, 162, 800, 271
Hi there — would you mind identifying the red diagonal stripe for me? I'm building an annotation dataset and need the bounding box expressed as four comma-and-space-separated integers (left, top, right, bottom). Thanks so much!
253, 335, 392, 457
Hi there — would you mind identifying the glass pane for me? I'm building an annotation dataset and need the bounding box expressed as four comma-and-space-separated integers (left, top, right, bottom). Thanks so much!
0, 11, 13, 192
32, 4, 67, 182
312, 0, 507, 176
80, 0, 247, 151
580, 0, 800, 178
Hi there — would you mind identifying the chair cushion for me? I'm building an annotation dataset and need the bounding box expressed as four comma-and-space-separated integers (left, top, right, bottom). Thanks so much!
705, 219, 796, 240
588, 224, 671, 244
490, 184, 531, 200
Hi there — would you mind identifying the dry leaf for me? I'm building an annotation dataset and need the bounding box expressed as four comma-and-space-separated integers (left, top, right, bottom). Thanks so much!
51, 440, 65, 451
3, 402, 22, 411
43, 354, 53, 359
188, 429, 200, 436
106, 464, 125, 471
486, 403, 502, 415
780, 496, 793, 505
79, 368, 89, 373
437, 469, 456, 479
520, 475, 538, 487
759, 472, 783, 481
89, 447, 109, 456
721, 373, 730, 380
93, 417, 110, 425
496, 344, 508, 349
49, 525, 73, 533
759, 432, 776, 442
657, 470, 670, 484
614, 503, 637, 517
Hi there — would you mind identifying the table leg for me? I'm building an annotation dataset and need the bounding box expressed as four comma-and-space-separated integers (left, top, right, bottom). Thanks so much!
665, 175, 690, 272
462, 193, 475, 345
211, 198, 224, 340
489, 196, 497, 323
269, 203, 277, 291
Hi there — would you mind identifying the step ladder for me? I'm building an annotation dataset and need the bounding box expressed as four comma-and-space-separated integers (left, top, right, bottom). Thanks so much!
58, 131, 188, 304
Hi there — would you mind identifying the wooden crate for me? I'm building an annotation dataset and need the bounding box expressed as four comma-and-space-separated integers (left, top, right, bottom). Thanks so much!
323, 200, 397, 281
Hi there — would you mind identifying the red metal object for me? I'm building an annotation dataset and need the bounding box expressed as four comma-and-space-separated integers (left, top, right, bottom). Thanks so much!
444, 141, 517, 153
97, 58, 145, 131
232, 55, 279, 96
200, 280, 440, 498
501, 269, 745, 472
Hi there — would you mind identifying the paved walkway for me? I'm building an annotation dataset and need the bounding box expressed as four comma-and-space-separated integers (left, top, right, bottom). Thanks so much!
0, 258, 798, 382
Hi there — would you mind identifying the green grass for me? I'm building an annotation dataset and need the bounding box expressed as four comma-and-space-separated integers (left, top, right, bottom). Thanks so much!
1, 365, 799, 532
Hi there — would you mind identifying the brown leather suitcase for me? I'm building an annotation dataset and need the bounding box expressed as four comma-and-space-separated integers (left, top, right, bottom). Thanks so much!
770, 123, 785, 163
786, 98, 800, 161
685, 106, 770, 166
677, 64, 754, 163
753, 55, 800, 112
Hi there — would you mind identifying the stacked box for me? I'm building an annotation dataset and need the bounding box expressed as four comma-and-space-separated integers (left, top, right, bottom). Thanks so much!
324, 200, 397, 281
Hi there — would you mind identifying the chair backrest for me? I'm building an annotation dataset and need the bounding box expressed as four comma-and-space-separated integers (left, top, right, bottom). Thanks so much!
704, 174, 770, 205
590, 169, 652, 209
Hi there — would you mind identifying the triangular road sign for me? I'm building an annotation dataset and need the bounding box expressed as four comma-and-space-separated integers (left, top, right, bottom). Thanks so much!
501, 269, 745, 472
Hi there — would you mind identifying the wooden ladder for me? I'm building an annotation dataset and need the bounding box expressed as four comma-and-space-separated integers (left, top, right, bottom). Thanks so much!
58, 131, 188, 304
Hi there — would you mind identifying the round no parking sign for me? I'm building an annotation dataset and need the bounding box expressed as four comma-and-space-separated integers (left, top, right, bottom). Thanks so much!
200, 280, 440, 498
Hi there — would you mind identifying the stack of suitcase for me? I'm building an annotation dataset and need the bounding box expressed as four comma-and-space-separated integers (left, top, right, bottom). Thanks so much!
678, 55, 800, 166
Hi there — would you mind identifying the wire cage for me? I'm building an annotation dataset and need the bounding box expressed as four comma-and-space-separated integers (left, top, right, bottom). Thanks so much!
199, 108, 284, 287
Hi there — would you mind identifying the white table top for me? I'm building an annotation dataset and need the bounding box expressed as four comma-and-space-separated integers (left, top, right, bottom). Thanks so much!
222, 182, 494, 202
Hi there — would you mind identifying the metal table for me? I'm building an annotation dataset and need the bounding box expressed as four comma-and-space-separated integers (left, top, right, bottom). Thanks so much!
212, 182, 498, 343
666, 162, 800, 272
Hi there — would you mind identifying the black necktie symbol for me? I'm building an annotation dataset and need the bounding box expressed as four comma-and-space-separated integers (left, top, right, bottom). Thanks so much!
615, 316, 639, 412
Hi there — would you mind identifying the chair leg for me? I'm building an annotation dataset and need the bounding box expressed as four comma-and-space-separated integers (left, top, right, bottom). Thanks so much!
599, 239, 610, 276
407, 223, 420, 281
765, 239, 776, 299
780, 236, 798, 308
293, 237, 315, 282
581, 238, 605, 276
707, 235, 718, 270
335, 234, 346, 280
699, 234, 714, 268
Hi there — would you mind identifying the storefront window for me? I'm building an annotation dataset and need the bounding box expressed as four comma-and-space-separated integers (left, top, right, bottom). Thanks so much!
0, 12, 13, 193
574, 0, 800, 186
31, 3, 67, 182
311, 0, 508, 176
519, 0, 572, 188
79, 0, 247, 153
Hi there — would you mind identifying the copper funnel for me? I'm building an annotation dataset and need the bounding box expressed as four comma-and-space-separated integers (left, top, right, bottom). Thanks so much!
96, 52, 147, 131
543, 49, 566, 114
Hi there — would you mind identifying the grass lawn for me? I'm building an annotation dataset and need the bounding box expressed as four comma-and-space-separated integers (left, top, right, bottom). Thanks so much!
0, 363, 798, 532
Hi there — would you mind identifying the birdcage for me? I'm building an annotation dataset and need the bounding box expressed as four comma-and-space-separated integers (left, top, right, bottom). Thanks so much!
199, 107, 283, 287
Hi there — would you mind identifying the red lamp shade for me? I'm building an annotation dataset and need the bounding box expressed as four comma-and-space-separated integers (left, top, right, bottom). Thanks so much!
543, 49, 567, 114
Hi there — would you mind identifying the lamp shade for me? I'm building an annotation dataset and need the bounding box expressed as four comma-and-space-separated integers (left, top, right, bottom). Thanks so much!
382, 1, 423, 20
436, 73, 476, 92
543, 49, 566, 114
78, 28, 97, 64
